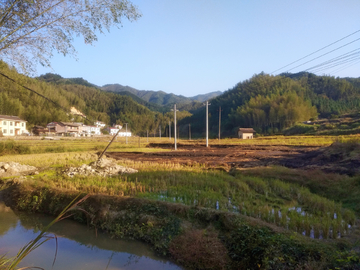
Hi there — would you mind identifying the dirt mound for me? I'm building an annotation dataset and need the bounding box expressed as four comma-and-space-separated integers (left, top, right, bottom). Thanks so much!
62, 157, 138, 177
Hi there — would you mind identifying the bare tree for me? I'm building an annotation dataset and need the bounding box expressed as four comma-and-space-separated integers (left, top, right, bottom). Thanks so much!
0, 0, 141, 73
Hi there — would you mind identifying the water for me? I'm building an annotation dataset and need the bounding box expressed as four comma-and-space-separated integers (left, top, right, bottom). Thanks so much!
0, 202, 182, 270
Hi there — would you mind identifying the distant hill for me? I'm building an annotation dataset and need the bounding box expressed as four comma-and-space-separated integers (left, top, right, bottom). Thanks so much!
191, 91, 223, 102
101, 84, 193, 106
101, 84, 222, 106
37, 73, 99, 88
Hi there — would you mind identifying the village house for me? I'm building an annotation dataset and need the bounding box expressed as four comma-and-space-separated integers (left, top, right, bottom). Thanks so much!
107, 127, 120, 136
0, 115, 28, 136
81, 125, 101, 136
46, 122, 82, 136
238, 128, 256, 139
106, 125, 131, 137
32, 126, 47, 136
94, 121, 106, 128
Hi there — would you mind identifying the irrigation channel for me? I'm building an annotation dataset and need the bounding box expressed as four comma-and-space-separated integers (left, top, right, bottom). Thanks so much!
0, 202, 182, 270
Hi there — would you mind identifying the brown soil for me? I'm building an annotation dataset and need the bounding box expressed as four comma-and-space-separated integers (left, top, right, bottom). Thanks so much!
105, 143, 360, 176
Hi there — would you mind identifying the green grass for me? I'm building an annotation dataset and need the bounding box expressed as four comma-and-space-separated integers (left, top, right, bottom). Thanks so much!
21, 162, 356, 240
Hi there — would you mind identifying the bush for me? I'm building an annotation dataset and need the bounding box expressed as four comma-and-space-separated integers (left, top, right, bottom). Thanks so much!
0, 140, 31, 155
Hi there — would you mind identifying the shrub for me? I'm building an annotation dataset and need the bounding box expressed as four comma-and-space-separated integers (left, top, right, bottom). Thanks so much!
0, 140, 31, 155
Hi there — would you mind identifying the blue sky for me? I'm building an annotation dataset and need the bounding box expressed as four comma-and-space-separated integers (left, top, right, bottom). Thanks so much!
36, 0, 360, 97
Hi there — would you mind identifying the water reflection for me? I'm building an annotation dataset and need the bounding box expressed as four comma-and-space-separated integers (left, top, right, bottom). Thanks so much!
0, 202, 182, 270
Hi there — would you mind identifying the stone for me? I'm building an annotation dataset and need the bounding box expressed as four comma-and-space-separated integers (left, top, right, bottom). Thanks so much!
2, 164, 10, 170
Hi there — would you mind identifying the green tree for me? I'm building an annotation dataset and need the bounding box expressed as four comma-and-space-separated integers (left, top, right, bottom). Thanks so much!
0, 0, 141, 72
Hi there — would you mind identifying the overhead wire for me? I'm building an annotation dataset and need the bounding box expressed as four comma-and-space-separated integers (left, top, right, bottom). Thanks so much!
330, 59, 360, 76
304, 48, 360, 72
271, 29, 360, 74
284, 37, 360, 73
0, 71, 95, 125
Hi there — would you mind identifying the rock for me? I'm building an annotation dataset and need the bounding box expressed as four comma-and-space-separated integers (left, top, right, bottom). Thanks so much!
2, 164, 10, 170
62, 157, 138, 178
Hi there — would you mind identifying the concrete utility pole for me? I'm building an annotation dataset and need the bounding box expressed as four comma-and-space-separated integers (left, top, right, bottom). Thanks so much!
218, 106, 222, 140
172, 104, 179, 150
169, 121, 171, 140
189, 123, 191, 140
205, 101, 211, 147
125, 123, 128, 144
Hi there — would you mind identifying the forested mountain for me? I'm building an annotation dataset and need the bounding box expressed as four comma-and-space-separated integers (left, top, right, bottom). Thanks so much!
38, 73, 99, 88
3, 63, 360, 138
101, 84, 223, 105
0, 62, 189, 135
191, 91, 223, 102
178, 72, 360, 138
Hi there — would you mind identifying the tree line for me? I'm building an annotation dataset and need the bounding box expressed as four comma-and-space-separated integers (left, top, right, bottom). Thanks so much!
179, 72, 360, 137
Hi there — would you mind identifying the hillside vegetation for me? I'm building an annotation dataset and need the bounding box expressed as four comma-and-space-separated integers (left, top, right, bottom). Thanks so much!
0, 62, 189, 135
2, 64, 360, 138
179, 72, 360, 137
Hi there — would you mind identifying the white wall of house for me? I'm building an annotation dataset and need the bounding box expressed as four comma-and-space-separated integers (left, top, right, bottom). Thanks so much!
90, 126, 101, 135
118, 131, 131, 137
238, 132, 253, 139
0, 117, 27, 136
94, 121, 106, 128
108, 127, 119, 136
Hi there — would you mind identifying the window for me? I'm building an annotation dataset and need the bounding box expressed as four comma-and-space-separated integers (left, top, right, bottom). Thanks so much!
3, 121, 6, 125
22, 123, 24, 127
3, 129, 7, 134
10, 122, 13, 126
10, 129, 13, 134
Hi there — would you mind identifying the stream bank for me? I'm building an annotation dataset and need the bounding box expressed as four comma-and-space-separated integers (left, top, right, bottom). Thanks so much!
1, 181, 358, 270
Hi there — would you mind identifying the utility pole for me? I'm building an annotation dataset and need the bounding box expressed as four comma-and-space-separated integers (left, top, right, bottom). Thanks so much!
172, 104, 179, 150
125, 123, 128, 144
189, 123, 191, 140
159, 125, 161, 138
218, 106, 222, 140
169, 121, 171, 140
204, 101, 211, 147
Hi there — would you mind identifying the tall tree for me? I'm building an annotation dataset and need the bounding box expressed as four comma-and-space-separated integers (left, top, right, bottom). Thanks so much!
0, 0, 141, 72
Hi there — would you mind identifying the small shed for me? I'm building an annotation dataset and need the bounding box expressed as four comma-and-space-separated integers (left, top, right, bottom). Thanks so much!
238, 128, 255, 139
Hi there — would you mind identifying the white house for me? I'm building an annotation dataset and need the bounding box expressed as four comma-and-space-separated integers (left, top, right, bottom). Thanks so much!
81, 125, 101, 136
0, 115, 28, 136
107, 127, 120, 136
106, 126, 131, 137
238, 128, 256, 139
94, 121, 106, 128
118, 130, 132, 137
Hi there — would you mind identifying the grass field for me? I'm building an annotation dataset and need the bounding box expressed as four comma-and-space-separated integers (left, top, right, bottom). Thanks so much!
1, 135, 360, 269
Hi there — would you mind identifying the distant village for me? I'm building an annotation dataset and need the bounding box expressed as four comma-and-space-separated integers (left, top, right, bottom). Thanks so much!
0, 115, 132, 137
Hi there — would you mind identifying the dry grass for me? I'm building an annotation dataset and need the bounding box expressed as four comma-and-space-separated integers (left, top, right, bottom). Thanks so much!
169, 227, 230, 270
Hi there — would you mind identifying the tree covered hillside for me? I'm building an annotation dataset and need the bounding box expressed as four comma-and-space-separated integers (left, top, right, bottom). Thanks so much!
0, 62, 189, 135
179, 73, 360, 137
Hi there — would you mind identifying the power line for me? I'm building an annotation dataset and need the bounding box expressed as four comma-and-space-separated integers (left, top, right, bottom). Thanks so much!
0, 71, 95, 125
271, 29, 360, 74
285, 37, 360, 73
304, 48, 360, 72
330, 59, 360, 76
311, 56, 360, 74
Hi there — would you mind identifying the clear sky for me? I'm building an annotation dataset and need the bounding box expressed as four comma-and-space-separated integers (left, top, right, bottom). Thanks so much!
35, 0, 360, 97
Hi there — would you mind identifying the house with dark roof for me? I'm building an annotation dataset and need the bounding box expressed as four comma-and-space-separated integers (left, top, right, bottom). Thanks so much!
46, 122, 82, 136
0, 115, 28, 136
238, 128, 256, 139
